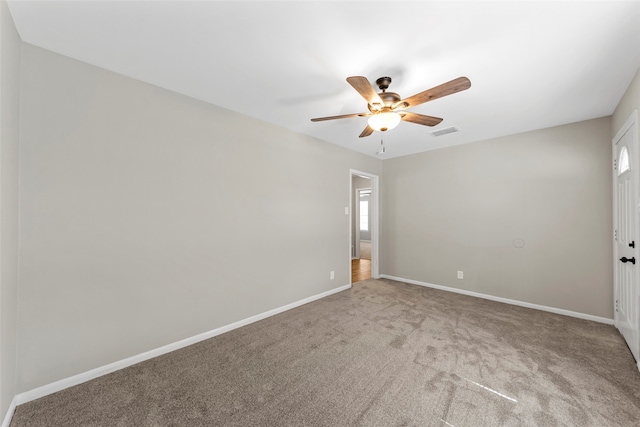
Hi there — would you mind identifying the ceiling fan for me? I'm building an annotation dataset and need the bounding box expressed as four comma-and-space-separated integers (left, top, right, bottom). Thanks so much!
311, 75, 471, 138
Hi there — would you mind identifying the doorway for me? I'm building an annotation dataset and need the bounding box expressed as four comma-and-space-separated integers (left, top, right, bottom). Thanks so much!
613, 109, 639, 367
350, 170, 379, 283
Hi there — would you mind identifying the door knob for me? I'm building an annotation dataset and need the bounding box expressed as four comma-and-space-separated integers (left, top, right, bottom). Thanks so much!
620, 257, 636, 264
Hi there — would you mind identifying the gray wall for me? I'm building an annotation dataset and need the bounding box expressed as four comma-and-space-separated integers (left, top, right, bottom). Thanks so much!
613, 67, 640, 137
17, 44, 380, 392
381, 117, 613, 318
0, 0, 21, 418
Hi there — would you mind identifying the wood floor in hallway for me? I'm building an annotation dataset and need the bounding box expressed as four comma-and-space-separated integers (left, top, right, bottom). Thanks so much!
351, 258, 371, 283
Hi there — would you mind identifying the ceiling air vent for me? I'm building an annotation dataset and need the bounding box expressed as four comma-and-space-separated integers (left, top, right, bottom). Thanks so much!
429, 126, 460, 137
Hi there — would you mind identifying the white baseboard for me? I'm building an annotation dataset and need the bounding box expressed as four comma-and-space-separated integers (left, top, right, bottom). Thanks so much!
379, 275, 614, 325
1, 396, 16, 427
15, 283, 351, 406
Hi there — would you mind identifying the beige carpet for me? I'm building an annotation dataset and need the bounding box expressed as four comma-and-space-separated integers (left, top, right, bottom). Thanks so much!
11, 278, 640, 426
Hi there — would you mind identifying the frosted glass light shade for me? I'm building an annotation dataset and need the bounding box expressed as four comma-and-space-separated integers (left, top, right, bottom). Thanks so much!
368, 112, 401, 131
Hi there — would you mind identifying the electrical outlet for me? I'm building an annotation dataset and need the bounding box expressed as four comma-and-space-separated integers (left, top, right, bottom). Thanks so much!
457, 271, 464, 279
330, 271, 335, 280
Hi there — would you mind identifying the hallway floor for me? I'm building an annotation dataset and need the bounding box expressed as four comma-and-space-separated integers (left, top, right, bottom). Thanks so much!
351, 258, 371, 283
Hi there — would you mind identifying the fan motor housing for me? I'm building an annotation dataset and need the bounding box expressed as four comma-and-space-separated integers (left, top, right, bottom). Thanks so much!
369, 91, 401, 112
379, 91, 401, 105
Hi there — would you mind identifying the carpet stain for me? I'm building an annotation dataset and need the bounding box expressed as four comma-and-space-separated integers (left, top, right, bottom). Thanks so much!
389, 335, 406, 349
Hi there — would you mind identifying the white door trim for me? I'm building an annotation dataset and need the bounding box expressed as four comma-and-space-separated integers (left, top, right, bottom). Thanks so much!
350, 170, 380, 280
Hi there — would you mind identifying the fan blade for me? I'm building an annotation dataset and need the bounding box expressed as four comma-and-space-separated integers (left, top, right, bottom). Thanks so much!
311, 112, 369, 122
400, 112, 443, 127
359, 125, 374, 138
346, 76, 384, 109
394, 77, 471, 110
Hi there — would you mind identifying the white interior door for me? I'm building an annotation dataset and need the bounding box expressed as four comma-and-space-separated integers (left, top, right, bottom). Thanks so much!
614, 110, 639, 364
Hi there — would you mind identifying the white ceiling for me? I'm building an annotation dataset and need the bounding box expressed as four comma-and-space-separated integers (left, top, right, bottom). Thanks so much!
7, 0, 640, 159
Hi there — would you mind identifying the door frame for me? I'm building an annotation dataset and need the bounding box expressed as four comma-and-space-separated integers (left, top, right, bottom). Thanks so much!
613, 109, 639, 370
350, 170, 379, 281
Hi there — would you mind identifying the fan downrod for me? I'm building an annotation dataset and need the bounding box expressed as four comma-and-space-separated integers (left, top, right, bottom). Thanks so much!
372, 77, 401, 110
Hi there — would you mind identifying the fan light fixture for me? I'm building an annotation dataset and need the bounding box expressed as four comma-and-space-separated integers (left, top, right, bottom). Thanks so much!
368, 112, 401, 132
